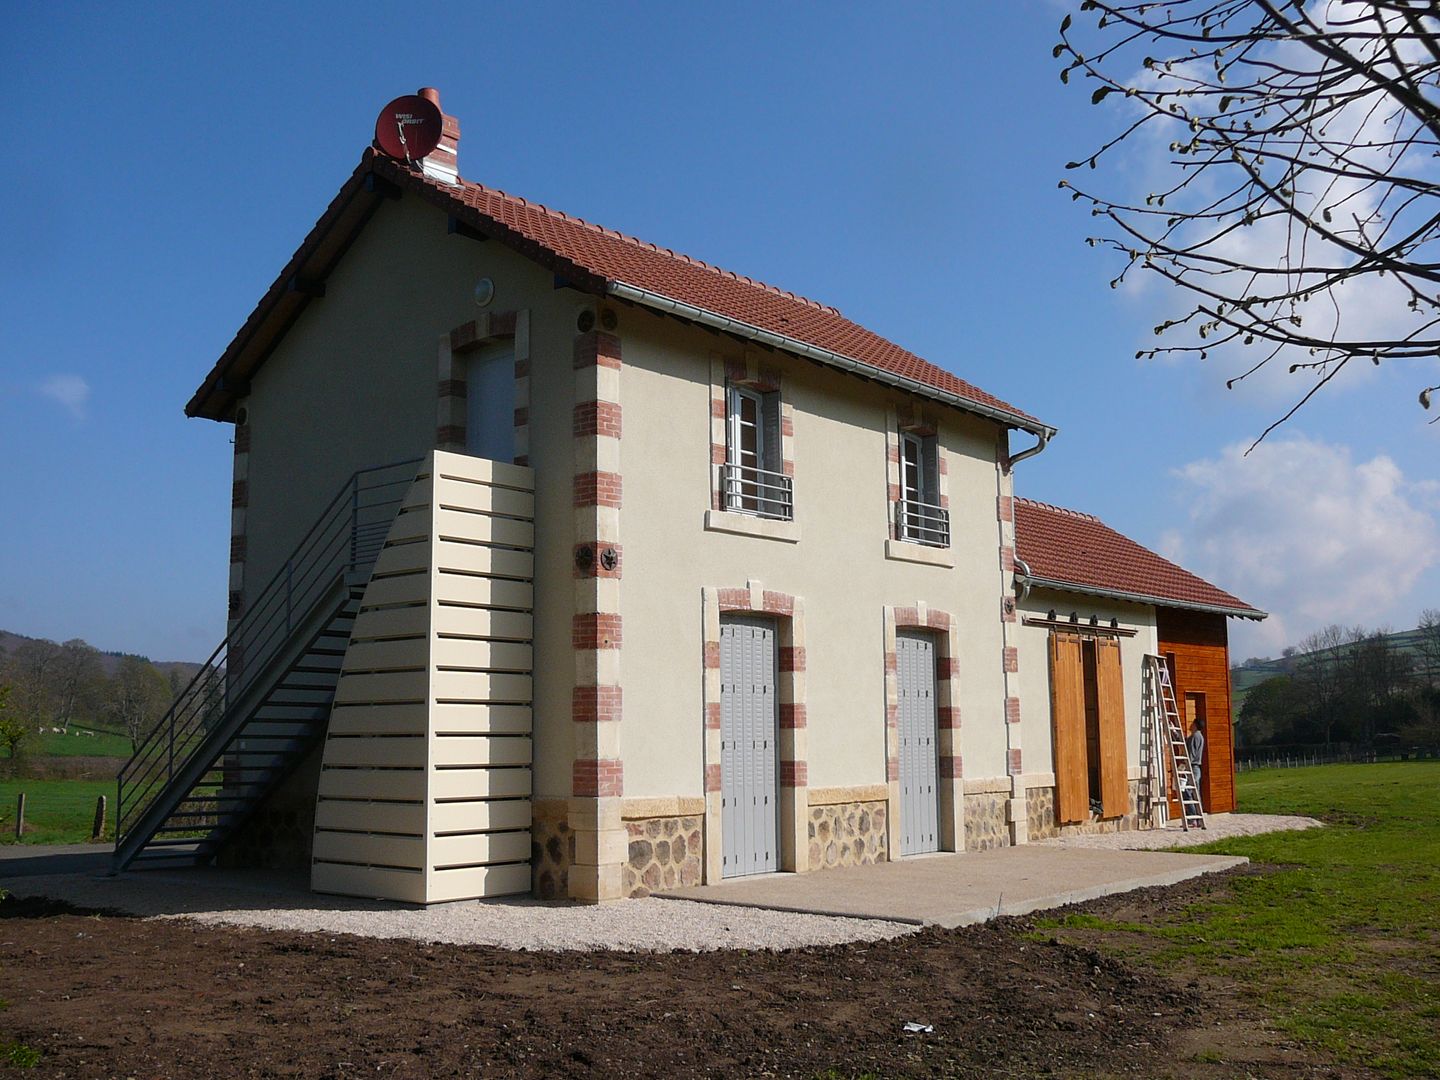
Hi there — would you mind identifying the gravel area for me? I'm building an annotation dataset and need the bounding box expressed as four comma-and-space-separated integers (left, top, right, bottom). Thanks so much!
1036, 811, 1322, 850
3, 869, 916, 952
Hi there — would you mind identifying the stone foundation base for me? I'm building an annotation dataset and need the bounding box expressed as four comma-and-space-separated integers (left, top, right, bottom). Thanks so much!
216, 744, 321, 870
1027, 780, 1146, 837
624, 815, 703, 897
531, 801, 573, 900
808, 800, 887, 869
964, 790, 1012, 851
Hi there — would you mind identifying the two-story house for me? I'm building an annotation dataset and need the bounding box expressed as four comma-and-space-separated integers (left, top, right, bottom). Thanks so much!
113, 90, 1263, 906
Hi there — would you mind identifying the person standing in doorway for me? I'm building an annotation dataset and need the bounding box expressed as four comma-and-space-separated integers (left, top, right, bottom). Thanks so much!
1187, 717, 1207, 811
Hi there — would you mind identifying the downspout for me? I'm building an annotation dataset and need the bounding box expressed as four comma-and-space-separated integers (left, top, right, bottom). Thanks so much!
1007, 428, 1051, 467
1014, 557, 1033, 603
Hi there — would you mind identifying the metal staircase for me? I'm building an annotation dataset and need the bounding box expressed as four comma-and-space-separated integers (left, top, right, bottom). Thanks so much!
113, 459, 420, 871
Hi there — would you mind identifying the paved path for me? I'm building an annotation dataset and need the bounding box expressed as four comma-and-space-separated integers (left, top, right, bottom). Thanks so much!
0, 842, 111, 878
662, 845, 1248, 927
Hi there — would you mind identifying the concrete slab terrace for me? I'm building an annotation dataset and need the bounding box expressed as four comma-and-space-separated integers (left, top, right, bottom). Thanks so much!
660, 846, 1249, 927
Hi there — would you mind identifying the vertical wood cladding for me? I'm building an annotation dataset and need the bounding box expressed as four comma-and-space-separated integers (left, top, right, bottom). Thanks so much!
1156, 609, 1236, 813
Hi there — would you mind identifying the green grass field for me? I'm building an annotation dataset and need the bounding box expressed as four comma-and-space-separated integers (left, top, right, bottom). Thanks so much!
28, 726, 132, 758
1038, 761, 1440, 1078
0, 779, 114, 844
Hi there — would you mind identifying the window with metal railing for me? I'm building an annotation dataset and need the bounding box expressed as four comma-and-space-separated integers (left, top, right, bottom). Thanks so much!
895, 431, 949, 547
723, 385, 793, 520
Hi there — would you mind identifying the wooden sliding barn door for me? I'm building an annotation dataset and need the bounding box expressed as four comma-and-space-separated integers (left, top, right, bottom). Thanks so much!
1094, 637, 1129, 819
1049, 632, 1088, 824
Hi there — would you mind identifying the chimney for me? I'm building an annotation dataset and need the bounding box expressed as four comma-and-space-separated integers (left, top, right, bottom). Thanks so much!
417, 87, 460, 186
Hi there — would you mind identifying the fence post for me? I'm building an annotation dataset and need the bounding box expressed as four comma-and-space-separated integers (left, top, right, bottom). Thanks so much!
92, 795, 107, 841
14, 792, 23, 840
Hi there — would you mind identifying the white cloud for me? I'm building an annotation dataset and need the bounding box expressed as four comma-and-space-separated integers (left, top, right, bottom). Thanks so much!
1163, 435, 1439, 655
37, 374, 90, 420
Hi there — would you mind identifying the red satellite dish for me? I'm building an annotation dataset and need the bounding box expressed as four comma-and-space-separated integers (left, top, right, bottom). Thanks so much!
374, 94, 443, 161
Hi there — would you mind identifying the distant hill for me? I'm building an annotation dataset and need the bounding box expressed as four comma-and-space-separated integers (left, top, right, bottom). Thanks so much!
0, 629, 204, 683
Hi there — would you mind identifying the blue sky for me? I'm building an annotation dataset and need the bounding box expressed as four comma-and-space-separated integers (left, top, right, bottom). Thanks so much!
1, 2, 1435, 662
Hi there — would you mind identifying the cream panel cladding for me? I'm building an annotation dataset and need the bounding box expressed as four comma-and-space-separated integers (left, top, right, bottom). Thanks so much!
311, 450, 535, 904
1014, 589, 1158, 777
613, 314, 1011, 797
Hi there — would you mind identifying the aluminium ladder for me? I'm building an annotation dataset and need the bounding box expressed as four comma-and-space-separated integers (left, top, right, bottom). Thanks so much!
1144, 655, 1206, 831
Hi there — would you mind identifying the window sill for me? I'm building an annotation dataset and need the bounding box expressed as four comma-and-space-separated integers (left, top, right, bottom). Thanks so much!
884, 538, 954, 568
704, 509, 802, 544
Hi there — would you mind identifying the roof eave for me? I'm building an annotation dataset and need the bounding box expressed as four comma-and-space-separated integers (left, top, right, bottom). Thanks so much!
1019, 574, 1267, 621
606, 282, 1056, 438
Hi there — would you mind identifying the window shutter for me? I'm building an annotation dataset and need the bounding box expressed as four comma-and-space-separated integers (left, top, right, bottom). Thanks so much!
760, 391, 782, 475
1094, 637, 1129, 819
922, 437, 940, 505
1049, 631, 1089, 824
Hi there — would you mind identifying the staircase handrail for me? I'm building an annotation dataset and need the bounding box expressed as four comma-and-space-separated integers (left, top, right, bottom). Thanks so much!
115, 456, 420, 845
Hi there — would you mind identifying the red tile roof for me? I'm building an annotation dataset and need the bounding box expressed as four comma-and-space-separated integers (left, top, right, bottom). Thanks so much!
188, 151, 1048, 430
1014, 498, 1265, 619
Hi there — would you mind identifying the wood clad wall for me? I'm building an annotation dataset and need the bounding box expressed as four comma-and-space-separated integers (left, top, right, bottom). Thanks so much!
311, 451, 535, 903
1156, 608, 1236, 813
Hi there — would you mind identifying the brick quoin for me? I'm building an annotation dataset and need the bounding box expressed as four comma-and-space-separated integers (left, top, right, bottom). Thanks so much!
939, 754, 963, 779
938, 657, 961, 680
437, 424, 465, 445
513, 406, 530, 428
573, 471, 622, 508
710, 396, 726, 419
573, 400, 622, 439
885, 704, 899, 728
1002, 598, 1018, 623
779, 760, 808, 787
938, 705, 961, 729
572, 613, 623, 650
705, 764, 722, 792
229, 535, 247, 562
233, 425, 251, 453
724, 357, 748, 384
572, 758, 623, 798
926, 610, 951, 630
1005, 697, 1022, 725
704, 702, 721, 729
231, 480, 248, 508
779, 646, 806, 672
997, 494, 1014, 522
703, 641, 721, 669
779, 703, 806, 729
886, 758, 900, 781
514, 357, 530, 379
1000, 546, 1016, 573
1007, 748, 1023, 775
1003, 646, 1019, 673
572, 685, 622, 723
884, 652, 897, 674
437, 378, 467, 398
573, 330, 621, 370
894, 607, 920, 626
780, 413, 794, 437
490, 310, 518, 338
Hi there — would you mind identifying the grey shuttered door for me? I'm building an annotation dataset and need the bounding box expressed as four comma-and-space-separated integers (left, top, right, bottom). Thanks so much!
720, 616, 780, 878
897, 630, 940, 856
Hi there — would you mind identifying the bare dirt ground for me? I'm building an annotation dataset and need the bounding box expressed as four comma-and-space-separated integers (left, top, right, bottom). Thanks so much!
0, 867, 1373, 1080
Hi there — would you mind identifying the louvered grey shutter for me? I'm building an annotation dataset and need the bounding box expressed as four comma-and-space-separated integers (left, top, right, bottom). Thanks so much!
760, 391, 782, 475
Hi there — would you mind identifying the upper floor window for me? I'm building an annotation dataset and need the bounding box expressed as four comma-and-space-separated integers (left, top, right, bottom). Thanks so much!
723, 385, 792, 520
895, 431, 949, 547
465, 342, 515, 463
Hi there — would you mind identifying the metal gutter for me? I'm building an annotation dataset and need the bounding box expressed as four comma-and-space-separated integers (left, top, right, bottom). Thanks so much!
1016, 573, 1268, 621
607, 281, 1057, 439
